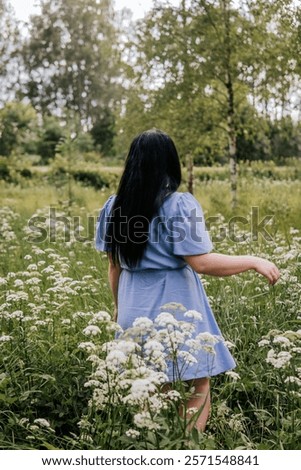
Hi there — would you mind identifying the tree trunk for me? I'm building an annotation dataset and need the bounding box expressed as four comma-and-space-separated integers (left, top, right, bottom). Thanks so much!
226, 74, 238, 209
182, 0, 194, 196
228, 130, 237, 209
187, 153, 194, 194
223, 0, 238, 209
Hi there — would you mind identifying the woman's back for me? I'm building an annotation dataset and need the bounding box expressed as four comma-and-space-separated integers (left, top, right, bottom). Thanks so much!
96, 191, 213, 271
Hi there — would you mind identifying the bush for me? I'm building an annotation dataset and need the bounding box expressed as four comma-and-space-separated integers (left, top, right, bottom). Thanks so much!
19, 168, 32, 179
0, 158, 10, 181
72, 169, 111, 189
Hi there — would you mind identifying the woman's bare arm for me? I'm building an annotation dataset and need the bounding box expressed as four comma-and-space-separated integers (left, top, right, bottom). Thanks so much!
107, 253, 122, 321
184, 253, 280, 285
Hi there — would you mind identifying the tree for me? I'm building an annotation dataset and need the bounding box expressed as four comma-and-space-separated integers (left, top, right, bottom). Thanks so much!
0, 102, 39, 156
117, 0, 229, 192
21, 0, 120, 131
120, 0, 297, 204
0, 0, 21, 105
38, 115, 65, 163
269, 117, 301, 161
90, 109, 116, 156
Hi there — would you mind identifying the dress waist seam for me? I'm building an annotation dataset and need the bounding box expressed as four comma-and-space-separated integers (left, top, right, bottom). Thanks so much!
121, 265, 188, 273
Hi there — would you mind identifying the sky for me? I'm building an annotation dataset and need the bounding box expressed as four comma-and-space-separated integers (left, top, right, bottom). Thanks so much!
9, 0, 180, 22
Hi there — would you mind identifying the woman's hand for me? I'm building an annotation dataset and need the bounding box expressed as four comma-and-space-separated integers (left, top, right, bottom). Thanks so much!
253, 258, 280, 285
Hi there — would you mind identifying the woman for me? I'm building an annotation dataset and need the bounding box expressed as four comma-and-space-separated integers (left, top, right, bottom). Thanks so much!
95, 129, 280, 432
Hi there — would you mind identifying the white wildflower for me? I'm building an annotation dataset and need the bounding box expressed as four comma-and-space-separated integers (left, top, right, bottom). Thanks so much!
107, 322, 123, 333
266, 349, 292, 368
6, 291, 28, 302
178, 350, 198, 365
83, 325, 101, 336
228, 416, 244, 432
78, 342, 96, 352
6, 272, 16, 279
258, 339, 269, 347
179, 322, 195, 336
284, 376, 301, 386
129, 379, 157, 400
132, 317, 154, 330
42, 266, 55, 274
108, 340, 138, 355
84, 380, 101, 388
144, 340, 164, 354
196, 332, 220, 345
91, 311, 111, 323
187, 407, 199, 415
0, 373, 7, 383
155, 312, 179, 328
184, 310, 203, 321
216, 401, 231, 417
157, 329, 185, 349
27, 264, 38, 271
18, 418, 30, 426
94, 368, 109, 380
160, 302, 186, 312
25, 277, 41, 285
35, 320, 48, 326
10, 310, 23, 319
0, 335, 13, 342
202, 345, 216, 355
186, 339, 204, 353
106, 349, 127, 367
87, 354, 102, 364
33, 418, 51, 428
225, 371, 241, 382
133, 411, 160, 430
125, 429, 140, 438
73, 311, 92, 319
273, 336, 291, 346
165, 390, 181, 401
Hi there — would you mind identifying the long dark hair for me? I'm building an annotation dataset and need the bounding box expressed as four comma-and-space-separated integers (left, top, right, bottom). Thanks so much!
107, 129, 181, 267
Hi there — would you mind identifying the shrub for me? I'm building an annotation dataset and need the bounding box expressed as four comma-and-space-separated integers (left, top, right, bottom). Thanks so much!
72, 169, 111, 189
0, 158, 10, 181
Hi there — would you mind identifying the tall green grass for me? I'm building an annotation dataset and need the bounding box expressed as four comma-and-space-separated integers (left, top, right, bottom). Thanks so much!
0, 172, 300, 450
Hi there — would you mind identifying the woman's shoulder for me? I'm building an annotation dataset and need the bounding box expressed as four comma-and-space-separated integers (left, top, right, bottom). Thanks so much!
101, 194, 116, 212
162, 191, 199, 212
163, 191, 192, 202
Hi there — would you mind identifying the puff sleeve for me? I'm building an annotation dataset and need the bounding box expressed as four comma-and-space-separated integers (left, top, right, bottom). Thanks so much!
168, 192, 213, 256
95, 195, 115, 252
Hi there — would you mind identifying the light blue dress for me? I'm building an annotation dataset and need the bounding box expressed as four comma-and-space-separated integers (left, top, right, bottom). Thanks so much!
96, 192, 236, 382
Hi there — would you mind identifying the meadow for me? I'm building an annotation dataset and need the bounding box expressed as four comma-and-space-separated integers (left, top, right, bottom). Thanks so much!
0, 162, 300, 450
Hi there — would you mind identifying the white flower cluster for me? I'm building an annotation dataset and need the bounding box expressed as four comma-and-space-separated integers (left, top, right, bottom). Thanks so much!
258, 328, 301, 391
80, 306, 220, 433
266, 349, 292, 369
0, 207, 18, 247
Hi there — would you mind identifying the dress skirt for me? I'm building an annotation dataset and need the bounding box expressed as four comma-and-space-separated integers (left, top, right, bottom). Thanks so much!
117, 265, 236, 382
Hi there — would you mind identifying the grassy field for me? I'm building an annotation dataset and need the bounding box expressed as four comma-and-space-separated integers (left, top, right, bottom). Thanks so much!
0, 164, 300, 449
